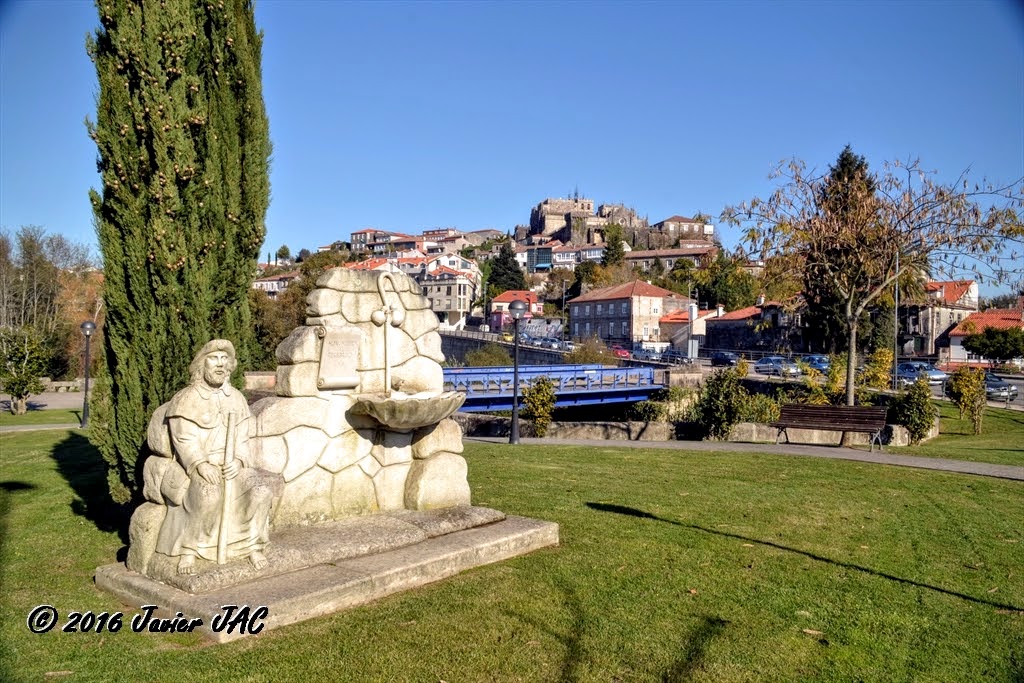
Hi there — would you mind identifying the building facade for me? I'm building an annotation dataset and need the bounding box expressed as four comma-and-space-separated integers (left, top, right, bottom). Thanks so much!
568, 281, 688, 346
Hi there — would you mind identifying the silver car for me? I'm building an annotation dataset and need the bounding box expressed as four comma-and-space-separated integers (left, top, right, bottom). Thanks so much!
754, 356, 801, 377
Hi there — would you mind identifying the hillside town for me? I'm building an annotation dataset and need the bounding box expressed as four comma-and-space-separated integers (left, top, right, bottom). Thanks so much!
252, 194, 1024, 368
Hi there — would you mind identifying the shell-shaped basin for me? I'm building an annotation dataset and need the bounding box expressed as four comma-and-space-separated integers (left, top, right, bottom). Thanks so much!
351, 391, 466, 431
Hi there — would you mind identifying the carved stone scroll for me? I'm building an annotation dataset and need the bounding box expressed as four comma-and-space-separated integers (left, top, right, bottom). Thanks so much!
317, 326, 362, 390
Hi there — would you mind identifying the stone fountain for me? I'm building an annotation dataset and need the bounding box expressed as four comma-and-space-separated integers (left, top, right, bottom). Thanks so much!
96, 268, 559, 641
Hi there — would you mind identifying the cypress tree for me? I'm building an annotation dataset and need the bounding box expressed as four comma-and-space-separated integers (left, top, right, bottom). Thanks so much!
489, 240, 526, 294
601, 224, 626, 267
87, 0, 271, 503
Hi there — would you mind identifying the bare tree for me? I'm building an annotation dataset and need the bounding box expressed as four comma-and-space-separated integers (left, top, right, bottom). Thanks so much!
723, 158, 1023, 405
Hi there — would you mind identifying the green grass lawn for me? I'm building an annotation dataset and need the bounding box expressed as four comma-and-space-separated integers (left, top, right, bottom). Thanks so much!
1, 430, 1022, 682
0, 408, 82, 427
887, 402, 1024, 467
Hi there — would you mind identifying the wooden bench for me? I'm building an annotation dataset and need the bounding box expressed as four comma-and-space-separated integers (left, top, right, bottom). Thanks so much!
771, 404, 889, 451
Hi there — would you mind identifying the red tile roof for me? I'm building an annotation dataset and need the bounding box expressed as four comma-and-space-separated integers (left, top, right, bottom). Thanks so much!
923, 280, 974, 307
949, 308, 1024, 337
659, 309, 713, 324
492, 290, 539, 304
714, 305, 761, 321
345, 258, 391, 271
569, 280, 678, 303
425, 265, 465, 278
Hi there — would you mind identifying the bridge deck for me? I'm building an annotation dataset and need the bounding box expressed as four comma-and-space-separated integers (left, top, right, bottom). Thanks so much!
443, 364, 664, 412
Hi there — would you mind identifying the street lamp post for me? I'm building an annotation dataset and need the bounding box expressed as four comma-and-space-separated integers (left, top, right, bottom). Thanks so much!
508, 299, 527, 444
893, 251, 900, 391
80, 320, 96, 429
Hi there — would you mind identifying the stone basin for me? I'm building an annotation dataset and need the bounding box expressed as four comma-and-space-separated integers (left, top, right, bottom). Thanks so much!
351, 391, 466, 430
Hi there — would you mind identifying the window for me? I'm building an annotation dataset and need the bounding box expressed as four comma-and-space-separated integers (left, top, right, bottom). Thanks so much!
574, 322, 579, 336
621, 302, 628, 315
584, 322, 590, 335
597, 304, 603, 315
585, 305, 591, 316
621, 321, 628, 335
653, 304, 659, 315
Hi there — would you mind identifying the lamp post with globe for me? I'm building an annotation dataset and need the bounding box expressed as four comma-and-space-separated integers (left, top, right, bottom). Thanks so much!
80, 320, 96, 429
508, 299, 527, 444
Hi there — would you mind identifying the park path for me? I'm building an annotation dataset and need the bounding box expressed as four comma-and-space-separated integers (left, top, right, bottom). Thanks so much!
4, 391, 1021, 481
466, 436, 1024, 481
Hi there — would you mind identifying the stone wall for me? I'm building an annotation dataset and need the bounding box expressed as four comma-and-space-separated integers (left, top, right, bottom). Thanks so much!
453, 413, 674, 441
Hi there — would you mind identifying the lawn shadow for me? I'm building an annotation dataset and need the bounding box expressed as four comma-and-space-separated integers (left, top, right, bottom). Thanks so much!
503, 574, 588, 683
0, 481, 37, 683
661, 616, 730, 682
51, 432, 130, 546
586, 502, 1024, 612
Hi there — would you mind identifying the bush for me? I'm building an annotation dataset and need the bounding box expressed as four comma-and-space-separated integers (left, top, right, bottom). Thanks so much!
522, 376, 556, 437
563, 337, 619, 365
689, 368, 746, 440
628, 400, 667, 422
465, 343, 512, 367
947, 366, 986, 434
860, 348, 894, 391
737, 392, 781, 423
890, 377, 938, 445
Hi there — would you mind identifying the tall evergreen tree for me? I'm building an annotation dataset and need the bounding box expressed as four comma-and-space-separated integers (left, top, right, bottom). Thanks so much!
87, 0, 271, 502
601, 224, 626, 267
489, 240, 526, 294
802, 145, 876, 353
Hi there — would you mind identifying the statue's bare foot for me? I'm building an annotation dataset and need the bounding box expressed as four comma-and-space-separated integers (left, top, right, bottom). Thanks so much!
248, 551, 268, 570
177, 555, 196, 575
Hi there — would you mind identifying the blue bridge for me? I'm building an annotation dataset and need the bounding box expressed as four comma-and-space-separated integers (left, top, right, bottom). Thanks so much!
442, 364, 664, 412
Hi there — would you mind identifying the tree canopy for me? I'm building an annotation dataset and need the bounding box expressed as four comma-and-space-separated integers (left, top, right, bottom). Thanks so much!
962, 327, 1024, 364
87, 0, 271, 502
724, 152, 1023, 405
488, 240, 526, 294
601, 224, 626, 267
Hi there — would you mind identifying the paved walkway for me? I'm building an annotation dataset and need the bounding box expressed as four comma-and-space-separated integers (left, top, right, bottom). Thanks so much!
5, 391, 1021, 482
466, 436, 1024, 481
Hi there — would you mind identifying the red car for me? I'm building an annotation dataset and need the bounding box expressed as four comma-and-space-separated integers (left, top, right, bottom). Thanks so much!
609, 345, 631, 359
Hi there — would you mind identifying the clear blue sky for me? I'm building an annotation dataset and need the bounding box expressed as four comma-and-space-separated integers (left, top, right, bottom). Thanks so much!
1, 0, 1022, 292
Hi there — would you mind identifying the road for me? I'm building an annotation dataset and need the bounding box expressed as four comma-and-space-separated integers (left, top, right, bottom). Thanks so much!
0, 390, 87, 413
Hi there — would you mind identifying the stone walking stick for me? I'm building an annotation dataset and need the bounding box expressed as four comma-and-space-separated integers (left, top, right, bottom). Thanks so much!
217, 411, 236, 565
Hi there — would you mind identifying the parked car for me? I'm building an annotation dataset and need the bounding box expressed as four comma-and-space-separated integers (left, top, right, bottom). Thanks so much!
710, 351, 739, 367
632, 348, 661, 362
984, 373, 1019, 401
501, 331, 514, 342
754, 356, 801, 377
895, 362, 948, 386
609, 345, 631, 360
660, 349, 693, 365
802, 354, 831, 374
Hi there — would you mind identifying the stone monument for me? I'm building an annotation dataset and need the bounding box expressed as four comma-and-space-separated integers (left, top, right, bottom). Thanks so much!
97, 268, 558, 641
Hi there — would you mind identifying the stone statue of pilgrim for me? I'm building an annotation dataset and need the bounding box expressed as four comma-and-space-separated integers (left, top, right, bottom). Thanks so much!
154, 339, 282, 574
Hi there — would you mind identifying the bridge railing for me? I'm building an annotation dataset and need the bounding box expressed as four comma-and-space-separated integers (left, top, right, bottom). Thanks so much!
443, 364, 658, 397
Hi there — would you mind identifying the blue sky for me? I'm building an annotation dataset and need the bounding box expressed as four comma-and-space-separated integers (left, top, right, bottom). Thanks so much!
1, 0, 1022, 292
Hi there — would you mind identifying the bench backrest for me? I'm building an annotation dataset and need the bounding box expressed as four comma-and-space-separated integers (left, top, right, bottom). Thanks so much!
777, 404, 888, 430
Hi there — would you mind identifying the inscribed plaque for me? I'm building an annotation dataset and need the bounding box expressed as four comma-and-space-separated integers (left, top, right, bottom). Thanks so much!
318, 327, 361, 390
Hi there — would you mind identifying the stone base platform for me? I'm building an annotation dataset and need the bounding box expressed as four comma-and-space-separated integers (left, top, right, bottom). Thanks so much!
95, 507, 559, 643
